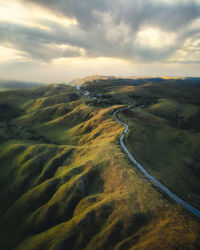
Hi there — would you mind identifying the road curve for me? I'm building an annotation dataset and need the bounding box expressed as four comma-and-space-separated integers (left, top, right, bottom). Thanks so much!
114, 106, 200, 219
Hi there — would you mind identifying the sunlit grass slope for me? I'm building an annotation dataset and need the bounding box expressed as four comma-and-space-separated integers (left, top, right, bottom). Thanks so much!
0, 79, 200, 250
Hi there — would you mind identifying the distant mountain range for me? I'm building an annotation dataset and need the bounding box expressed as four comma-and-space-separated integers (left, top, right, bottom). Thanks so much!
68, 75, 200, 86
1, 76, 199, 91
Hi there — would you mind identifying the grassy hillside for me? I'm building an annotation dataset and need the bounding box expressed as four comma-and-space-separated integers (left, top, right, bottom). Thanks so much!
68, 75, 115, 86
0, 79, 200, 250
82, 77, 200, 209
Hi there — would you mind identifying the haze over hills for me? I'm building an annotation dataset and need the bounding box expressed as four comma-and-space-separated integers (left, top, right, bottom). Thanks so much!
1, 75, 199, 92
0, 77, 200, 250
0, 80, 45, 91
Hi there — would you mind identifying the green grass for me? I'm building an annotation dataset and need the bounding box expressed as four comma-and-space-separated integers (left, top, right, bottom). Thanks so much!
0, 80, 200, 250
0, 87, 9, 91
148, 98, 199, 119
120, 105, 200, 210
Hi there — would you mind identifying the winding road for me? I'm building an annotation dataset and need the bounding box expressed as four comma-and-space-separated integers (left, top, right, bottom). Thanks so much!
76, 85, 200, 219
114, 106, 200, 219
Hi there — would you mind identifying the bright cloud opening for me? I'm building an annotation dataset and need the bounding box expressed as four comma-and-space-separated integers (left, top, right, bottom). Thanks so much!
135, 27, 176, 48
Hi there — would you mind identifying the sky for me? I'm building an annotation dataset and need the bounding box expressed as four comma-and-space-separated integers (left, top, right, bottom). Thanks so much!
0, 0, 200, 83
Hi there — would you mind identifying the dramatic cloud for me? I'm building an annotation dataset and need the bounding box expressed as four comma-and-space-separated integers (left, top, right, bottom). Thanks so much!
0, 0, 200, 81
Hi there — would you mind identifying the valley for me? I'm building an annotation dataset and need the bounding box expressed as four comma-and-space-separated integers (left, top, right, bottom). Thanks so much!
0, 78, 200, 249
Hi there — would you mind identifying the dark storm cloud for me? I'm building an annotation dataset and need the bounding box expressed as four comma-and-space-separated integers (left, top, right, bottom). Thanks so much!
24, 0, 200, 31
1, 0, 200, 62
113, 0, 200, 32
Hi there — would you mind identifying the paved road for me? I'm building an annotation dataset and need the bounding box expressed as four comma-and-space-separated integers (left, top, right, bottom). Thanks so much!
76, 85, 90, 97
114, 106, 200, 219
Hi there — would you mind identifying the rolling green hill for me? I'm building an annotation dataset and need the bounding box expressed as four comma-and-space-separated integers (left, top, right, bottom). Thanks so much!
0, 79, 200, 250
